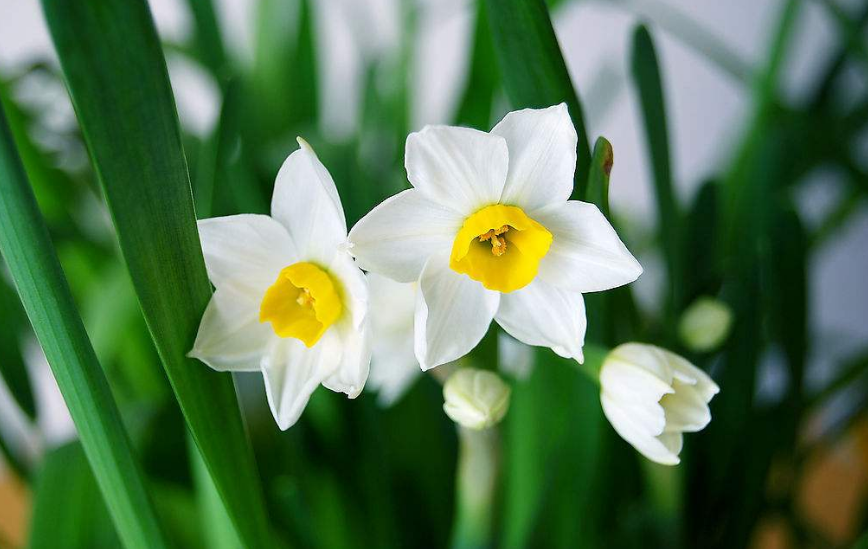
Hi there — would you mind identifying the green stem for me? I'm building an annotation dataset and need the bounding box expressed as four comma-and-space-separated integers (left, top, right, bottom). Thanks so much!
451, 427, 500, 549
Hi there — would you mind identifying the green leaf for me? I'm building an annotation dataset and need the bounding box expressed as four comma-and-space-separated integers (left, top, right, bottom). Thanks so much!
0, 274, 37, 419
28, 442, 123, 549
39, 1, 273, 546
585, 137, 614, 219
484, 0, 592, 193
0, 106, 167, 549
454, 2, 499, 128
184, 0, 230, 82
630, 24, 681, 329
502, 350, 603, 548
189, 434, 243, 549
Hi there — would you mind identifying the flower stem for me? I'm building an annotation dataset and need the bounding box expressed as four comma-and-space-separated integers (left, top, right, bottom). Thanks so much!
451, 426, 500, 549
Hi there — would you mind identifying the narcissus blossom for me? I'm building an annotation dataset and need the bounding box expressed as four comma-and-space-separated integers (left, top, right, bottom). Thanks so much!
348, 104, 642, 370
189, 138, 370, 430
600, 343, 719, 465
678, 296, 733, 352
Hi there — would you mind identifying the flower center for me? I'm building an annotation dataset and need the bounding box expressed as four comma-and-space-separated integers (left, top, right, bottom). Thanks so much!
450, 204, 552, 293
259, 262, 342, 347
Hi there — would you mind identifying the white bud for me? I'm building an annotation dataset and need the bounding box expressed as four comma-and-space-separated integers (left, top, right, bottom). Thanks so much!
600, 343, 719, 465
443, 368, 511, 430
678, 297, 733, 352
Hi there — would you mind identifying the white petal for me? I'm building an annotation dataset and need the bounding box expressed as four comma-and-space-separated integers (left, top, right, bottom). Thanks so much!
533, 201, 643, 293
322, 318, 371, 398
414, 254, 500, 371
198, 214, 296, 293
366, 274, 420, 406
405, 126, 509, 215
667, 352, 720, 402
492, 104, 577, 211
329, 251, 369, 329
661, 380, 712, 433
602, 394, 680, 465
188, 282, 272, 372
272, 139, 347, 265
261, 331, 342, 431
347, 189, 462, 282
494, 278, 586, 362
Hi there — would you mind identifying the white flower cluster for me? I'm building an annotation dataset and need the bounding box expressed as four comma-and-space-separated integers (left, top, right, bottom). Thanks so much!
188, 105, 718, 464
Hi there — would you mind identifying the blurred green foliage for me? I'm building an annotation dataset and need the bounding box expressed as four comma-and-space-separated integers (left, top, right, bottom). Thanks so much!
0, 0, 867, 548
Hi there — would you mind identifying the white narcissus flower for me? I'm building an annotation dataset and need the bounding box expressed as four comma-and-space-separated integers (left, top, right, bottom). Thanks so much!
600, 343, 720, 465
348, 104, 642, 370
189, 138, 371, 431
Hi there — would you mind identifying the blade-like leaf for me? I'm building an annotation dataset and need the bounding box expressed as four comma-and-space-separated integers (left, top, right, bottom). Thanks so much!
28, 442, 122, 549
630, 25, 681, 327
40, 1, 273, 546
585, 136, 614, 220
0, 106, 166, 549
484, 0, 592, 193
455, 1, 499, 128
0, 275, 37, 420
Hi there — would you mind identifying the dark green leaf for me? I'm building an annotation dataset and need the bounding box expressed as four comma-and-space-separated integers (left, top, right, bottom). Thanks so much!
40, 0, 273, 546
630, 25, 681, 325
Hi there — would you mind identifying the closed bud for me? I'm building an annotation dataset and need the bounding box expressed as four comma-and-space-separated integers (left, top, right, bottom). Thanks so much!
443, 368, 511, 430
600, 343, 719, 465
678, 297, 733, 352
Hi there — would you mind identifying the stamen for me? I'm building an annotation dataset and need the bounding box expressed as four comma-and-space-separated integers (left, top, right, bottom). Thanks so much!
296, 288, 316, 308
479, 225, 510, 256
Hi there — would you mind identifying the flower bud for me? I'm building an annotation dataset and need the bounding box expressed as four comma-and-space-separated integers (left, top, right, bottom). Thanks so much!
600, 343, 719, 465
678, 297, 733, 352
443, 368, 511, 430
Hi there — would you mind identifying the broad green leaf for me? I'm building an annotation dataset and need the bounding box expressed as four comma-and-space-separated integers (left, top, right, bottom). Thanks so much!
28, 442, 122, 549
484, 0, 592, 193
630, 25, 681, 326
40, 1, 273, 546
0, 107, 167, 549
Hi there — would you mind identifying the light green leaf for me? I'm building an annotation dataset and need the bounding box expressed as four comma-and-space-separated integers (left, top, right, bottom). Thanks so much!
39, 0, 273, 546
0, 106, 167, 549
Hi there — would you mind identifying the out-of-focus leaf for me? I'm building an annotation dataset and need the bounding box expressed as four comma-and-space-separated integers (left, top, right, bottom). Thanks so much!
502, 349, 603, 548
484, 0, 592, 193
184, 0, 229, 82
455, 2, 499, 129
248, 0, 317, 140
28, 442, 122, 549
40, 1, 273, 546
682, 181, 721, 304
189, 435, 242, 549
0, 106, 167, 549
630, 25, 681, 325
0, 274, 36, 419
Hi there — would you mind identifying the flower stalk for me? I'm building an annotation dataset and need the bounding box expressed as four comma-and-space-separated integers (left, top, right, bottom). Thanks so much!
452, 426, 500, 549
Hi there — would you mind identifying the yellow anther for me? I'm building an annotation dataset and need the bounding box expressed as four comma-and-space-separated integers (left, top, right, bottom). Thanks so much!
479, 225, 509, 256
296, 288, 315, 308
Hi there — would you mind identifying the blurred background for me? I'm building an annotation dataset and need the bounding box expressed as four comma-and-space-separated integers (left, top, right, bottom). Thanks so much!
1, 0, 867, 547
